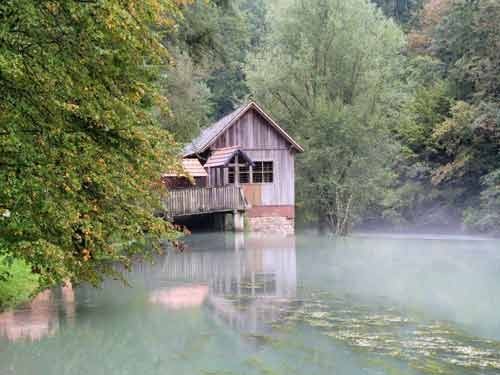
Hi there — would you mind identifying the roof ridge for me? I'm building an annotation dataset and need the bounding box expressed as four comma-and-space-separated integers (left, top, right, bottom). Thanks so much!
183, 101, 303, 156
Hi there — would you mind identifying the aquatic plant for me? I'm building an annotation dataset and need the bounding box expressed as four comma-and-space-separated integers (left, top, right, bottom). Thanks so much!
285, 293, 500, 374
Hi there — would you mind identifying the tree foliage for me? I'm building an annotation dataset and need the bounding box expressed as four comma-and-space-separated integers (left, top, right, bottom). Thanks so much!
247, 0, 406, 234
161, 0, 262, 129
157, 48, 212, 143
392, 0, 500, 233
0, 0, 181, 288
371, 0, 424, 25
157, 0, 267, 147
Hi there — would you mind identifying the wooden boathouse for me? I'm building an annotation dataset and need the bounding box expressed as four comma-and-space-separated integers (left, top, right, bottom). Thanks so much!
163, 101, 303, 234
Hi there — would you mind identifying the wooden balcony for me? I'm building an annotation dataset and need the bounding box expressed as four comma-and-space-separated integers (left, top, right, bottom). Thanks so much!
164, 185, 248, 218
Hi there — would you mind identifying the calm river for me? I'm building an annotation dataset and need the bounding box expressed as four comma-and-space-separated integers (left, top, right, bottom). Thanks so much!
1, 233, 500, 375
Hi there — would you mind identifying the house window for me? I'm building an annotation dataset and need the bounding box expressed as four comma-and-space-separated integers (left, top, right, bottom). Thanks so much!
228, 165, 251, 184
239, 165, 251, 184
253, 161, 273, 183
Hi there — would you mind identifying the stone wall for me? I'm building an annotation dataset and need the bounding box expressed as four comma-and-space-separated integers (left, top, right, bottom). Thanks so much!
246, 216, 295, 235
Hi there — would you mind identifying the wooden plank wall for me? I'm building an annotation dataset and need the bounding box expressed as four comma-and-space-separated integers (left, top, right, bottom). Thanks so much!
246, 149, 294, 205
213, 109, 289, 149
211, 109, 295, 206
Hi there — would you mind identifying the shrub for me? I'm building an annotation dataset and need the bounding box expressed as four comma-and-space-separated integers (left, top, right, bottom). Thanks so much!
0, 254, 39, 309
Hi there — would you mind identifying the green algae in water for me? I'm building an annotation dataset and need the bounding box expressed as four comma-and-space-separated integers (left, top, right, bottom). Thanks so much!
287, 294, 500, 375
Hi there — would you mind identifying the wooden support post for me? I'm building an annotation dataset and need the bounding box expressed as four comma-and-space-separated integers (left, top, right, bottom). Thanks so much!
233, 210, 244, 232
223, 167, 229, 185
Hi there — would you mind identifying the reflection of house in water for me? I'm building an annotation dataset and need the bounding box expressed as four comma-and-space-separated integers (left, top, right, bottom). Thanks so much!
0, 285, 75, 343
149, 234, 297, 335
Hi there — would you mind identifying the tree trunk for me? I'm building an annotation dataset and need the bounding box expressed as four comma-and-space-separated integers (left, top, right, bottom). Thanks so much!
335, 190, 353, 236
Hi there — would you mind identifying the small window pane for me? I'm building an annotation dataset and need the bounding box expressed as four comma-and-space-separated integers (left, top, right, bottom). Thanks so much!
239, 165, 250, 184
263, 172, 273, 183
228, 167, 235, 184
253, 162, 262, 183
253, 172, 263, 183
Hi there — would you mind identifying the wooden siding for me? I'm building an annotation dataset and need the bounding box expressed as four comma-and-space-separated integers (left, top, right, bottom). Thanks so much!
242, 184, 262, 206
210, 109, 295, 206
213, 110, 289, 150
245, 150, 294, 205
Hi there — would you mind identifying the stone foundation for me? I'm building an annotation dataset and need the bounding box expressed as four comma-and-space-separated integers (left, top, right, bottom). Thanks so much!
246, 216, 295, 235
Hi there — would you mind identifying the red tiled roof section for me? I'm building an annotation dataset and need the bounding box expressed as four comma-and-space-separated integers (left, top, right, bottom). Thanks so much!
163, 158, 207, 177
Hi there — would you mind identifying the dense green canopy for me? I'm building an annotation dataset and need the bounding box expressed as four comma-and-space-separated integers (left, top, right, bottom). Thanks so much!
0, 0, 181, 288
392, 0, 500, 232
247, 0, 406, 234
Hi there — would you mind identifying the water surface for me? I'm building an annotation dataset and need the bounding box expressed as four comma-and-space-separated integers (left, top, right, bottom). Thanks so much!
1, 233, 500, 375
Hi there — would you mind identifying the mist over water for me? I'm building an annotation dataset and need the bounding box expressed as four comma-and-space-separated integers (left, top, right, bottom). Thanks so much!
300, 234, 500, 338
1, 232, 499, 375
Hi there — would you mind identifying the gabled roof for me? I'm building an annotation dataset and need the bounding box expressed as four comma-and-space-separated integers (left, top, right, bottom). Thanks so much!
183, 101, 304, 156
163, 158, 208, 178
204, 146, 254, 168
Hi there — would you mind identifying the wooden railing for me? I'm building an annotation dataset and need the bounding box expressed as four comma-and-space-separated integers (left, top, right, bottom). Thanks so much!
164, 185, 248, 217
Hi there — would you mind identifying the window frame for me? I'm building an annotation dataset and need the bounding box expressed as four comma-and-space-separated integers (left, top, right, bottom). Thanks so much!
227, 160, 274, 185
227, 162, 251, 185
251, 161, 274, 184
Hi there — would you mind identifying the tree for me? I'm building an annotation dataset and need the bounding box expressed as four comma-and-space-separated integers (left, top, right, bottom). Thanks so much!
464, 170, 500, 234
157, 48, 212, 143
407, 0, 453, 52
394, 0, 500, 233
433, 0, 500, 102
0, 0, 181, 287
247, 0, 406, 234
164, 0, 255, 122
371, 0, 425, 25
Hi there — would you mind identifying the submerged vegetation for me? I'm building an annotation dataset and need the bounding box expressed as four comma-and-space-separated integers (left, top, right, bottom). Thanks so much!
193, 273, 500, 375
1, 0, 499, 305
290, 294, 500, 374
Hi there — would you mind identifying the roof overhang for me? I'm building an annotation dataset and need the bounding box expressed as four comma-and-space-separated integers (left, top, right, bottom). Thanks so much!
203, 146, 254, 168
